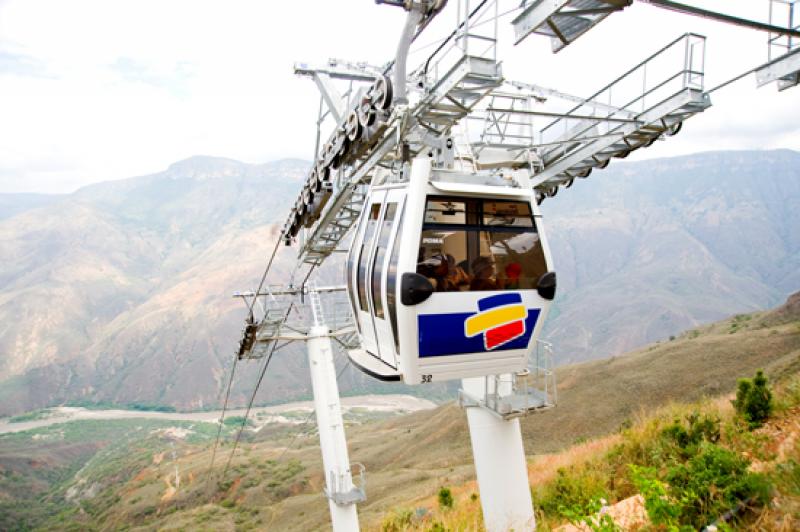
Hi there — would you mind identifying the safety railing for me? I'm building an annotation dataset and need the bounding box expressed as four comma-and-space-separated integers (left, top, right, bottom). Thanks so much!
768, 0, 799, 61
531, 339, 557, 407
539, 33, 706, 152
417, 0, 500, 88
460, 339, 557, 419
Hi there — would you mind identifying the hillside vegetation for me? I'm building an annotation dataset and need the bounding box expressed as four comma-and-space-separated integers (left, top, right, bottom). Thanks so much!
387, 372, 800, 531
1, 291, 798, 530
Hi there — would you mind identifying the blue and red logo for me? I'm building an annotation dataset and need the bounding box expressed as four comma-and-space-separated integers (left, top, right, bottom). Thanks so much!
465, 293, 528, 350
417, 293, 540, 357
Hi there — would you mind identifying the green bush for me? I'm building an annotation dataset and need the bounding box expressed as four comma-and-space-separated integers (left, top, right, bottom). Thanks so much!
658, 411, 720, 461
629, 465, 682, 529
559, 497, 619, 532
427, 521, 447, 532
632, 442, 770, 528
733, 370, 773, 428
223, 416, 254, 428
8, 409, 51, 423
537, 465, 611, 518
437, 486, 454, 509
381, 508, 413, 531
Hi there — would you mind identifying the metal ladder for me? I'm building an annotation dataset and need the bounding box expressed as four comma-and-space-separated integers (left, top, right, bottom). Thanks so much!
301, 183, 368, 267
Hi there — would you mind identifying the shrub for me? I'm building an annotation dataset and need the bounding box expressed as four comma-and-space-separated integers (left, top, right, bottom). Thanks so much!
220, 499, 236, 508
381, 508, 413, 531
427, 521, 447, 532
437, 486, 454, 509
629, 465, 681, 528
668, 443, 770, 527
223, 416, 254, 428
242, 476, 259, 489
659, 411, 720, 460
559, 497, 619, 532
631, 443, 770, 529
733, 370, 773, 428
537, 465, 610, 517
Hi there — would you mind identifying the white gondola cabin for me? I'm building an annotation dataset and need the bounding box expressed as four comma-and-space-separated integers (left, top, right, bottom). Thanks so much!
346, 157, 556, 384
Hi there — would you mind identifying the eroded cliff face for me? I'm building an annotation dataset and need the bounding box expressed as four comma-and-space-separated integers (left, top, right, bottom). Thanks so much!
540, 149, 800, 364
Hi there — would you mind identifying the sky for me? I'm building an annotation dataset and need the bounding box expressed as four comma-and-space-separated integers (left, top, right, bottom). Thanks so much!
0, 0, 798, 194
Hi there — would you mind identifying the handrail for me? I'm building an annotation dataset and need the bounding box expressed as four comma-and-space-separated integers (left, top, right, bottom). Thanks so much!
422, 0, 490, 77
541, 33, 705, 134
541, 67, 699, 156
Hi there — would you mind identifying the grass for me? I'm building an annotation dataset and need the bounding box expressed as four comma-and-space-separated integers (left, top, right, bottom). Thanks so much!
7, 408, 54, 423
63, 399, 176, 412
1, 297, 798, 531
390, 370, 800, 531
0, 417, 227, 531
518, 308, 800, 454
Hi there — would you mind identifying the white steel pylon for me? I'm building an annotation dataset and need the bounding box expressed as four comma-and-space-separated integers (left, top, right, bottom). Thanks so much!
307, 326, 360, 531
307, 289, 362, 532
462, 376, 536, 532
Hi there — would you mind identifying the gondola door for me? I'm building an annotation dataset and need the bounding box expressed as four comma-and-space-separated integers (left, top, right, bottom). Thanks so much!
371, 189, 404, 369
352, 192, 384, 359
350, 188, 405, 370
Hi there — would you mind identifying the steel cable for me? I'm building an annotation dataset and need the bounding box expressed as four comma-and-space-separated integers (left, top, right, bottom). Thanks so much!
204, 352, 240, 493
246, 232, 283, 320
220, 303, 294, 480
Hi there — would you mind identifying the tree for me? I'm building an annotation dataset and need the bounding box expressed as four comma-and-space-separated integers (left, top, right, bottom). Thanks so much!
437, 487, 454, 509
733, 370, 773, 428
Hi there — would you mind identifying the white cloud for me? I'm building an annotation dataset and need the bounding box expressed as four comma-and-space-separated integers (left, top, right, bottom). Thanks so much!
0, 0, 798, 193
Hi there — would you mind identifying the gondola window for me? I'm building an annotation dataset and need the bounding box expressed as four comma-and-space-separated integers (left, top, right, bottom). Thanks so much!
357, 203, 381, 310
371, 202, 397, 319
386, 204, 405, 351
418, 197, 546, 292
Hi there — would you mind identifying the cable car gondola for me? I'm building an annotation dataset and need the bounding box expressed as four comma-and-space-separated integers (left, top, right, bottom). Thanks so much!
346, 157, 556, 384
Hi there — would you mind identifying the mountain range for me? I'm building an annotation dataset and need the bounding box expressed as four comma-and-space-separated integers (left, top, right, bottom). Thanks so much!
0, 149, 798, 415
540, 149, 800, 363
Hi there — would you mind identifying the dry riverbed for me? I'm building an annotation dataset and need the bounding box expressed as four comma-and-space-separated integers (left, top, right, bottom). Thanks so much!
0, 394, 437, 435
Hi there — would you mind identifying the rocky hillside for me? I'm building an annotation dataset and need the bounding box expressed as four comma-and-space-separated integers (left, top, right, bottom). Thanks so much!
0, 157, 308, 415
541, 149, 800, 364
0, 150, 798, 414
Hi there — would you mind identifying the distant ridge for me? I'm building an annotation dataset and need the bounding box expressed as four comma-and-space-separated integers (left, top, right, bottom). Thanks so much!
0, 149, 798, 415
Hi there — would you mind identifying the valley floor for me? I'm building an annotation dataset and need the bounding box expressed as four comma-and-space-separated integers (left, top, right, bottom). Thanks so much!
0, 394, 436, 435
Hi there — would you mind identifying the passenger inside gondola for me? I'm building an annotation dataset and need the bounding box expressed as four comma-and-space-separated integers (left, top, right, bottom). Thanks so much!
416, 197, 547, 292
505, 262, 522, 289
470, 256, 503, 291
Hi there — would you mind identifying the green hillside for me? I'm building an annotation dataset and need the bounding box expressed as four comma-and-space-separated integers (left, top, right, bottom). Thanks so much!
0, 292, 798, 530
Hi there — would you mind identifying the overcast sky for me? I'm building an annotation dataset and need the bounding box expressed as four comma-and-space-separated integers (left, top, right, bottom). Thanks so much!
1, 0, 798, 194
